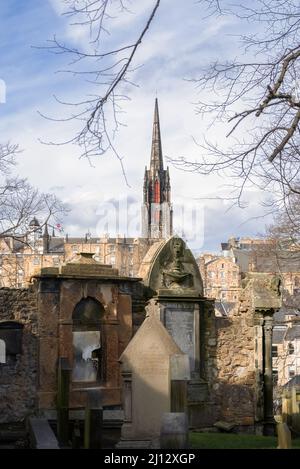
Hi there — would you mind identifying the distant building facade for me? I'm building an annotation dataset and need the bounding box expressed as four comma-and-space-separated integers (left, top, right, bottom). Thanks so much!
198, 236, 300, 387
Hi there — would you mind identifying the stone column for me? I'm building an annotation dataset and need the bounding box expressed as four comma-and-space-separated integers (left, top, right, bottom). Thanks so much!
84, 390, 103, 449
57, 357, 72, 446
122, 372, 132, 423
263, 312, 275, 435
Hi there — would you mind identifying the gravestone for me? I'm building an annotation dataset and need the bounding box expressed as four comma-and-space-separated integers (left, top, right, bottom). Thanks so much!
117, 314, 187, 449
139, 236, 212, 427
29, 418, 60, 449
277, 422, 291, 449
160, 413, 189, 449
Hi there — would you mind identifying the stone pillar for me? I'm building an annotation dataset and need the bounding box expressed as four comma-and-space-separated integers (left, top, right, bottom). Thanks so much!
84, 390, 103, 449
122, 372, 132, 423
57, 357, 72, 446
263, 312, 275, 435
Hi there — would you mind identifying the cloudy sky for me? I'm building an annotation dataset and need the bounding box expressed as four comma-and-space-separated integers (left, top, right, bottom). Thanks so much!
0, 0, 273, 253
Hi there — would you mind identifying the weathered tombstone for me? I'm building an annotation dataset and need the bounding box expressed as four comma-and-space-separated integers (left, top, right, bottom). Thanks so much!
138, 236, 212, 428
291, 386, 300, 433
57, 357, 72, 446
160, 413, 189, 449
117, 315, 186, 449
277, 422, 292, 449
282, 390, 292, 425
170, 354, 190, 413
29, 418, 60, 449
84, 389, 103, 449
71, 420, 81, 449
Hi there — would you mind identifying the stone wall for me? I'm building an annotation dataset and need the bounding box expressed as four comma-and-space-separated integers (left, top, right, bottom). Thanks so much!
213, 285, 258, 429
0, 286, 38, 423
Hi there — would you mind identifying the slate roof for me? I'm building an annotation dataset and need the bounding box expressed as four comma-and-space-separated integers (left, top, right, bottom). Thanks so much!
48, 238, 65, 253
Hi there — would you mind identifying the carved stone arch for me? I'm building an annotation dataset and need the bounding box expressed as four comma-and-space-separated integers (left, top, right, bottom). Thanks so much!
0, 321, 23, 358
72, 296, 105, 329
138, 235, 204, 296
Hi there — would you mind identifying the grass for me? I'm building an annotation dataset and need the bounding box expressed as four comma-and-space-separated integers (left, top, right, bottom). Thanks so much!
189, 432, 300, 449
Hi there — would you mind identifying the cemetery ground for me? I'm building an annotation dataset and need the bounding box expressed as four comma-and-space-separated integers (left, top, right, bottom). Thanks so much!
190, 432, 300, 449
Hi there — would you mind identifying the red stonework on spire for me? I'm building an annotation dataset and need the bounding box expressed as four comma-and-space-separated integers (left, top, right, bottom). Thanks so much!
142, 99, 173, 239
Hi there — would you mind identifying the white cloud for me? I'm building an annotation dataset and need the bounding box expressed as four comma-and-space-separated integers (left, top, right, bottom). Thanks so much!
1, 1, 273, 251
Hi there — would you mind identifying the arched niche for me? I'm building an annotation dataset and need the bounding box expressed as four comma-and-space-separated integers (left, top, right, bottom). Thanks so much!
0, 321, 23, 359
72, 297, 106, 383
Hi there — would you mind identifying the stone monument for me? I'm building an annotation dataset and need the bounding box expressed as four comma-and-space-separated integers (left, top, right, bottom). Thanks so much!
139, 235, 212, 425
117, 314, 188, 448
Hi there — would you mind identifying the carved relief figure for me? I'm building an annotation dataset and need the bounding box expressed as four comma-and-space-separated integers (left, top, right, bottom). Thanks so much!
162, 237, 193, 290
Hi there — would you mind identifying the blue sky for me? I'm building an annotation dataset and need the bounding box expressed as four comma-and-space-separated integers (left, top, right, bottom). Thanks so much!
0, 0, 273, 252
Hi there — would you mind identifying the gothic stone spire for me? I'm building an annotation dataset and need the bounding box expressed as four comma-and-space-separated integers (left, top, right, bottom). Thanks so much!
150, 98, 164, 174
141, 99, 173, 239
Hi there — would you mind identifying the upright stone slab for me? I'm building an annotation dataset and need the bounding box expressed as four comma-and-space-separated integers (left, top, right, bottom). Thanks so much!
57, 357, 71, 446
118, 315, 185, 448
160, 413, 189, 449
277, 422, 291, 449
139, 236, 212, 426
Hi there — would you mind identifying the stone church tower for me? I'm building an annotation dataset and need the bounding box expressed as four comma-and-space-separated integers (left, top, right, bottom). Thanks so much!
141, 99, 173, 239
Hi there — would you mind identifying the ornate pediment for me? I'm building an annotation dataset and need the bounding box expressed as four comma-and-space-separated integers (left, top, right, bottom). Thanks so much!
139, 236, 203, 298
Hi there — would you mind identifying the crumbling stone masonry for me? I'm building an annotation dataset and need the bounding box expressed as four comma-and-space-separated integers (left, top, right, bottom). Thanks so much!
0, 287, 38, 423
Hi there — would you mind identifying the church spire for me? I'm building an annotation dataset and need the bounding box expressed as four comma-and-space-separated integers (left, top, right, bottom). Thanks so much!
141, 99, 173, 239
150, 98, 163, 174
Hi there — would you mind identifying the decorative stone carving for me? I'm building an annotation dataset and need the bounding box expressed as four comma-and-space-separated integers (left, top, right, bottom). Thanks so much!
162, 238, 193, 291
138, 235, 203, 297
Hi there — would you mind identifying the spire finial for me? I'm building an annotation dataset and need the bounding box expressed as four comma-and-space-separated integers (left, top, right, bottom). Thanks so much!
150, 98, 163, 173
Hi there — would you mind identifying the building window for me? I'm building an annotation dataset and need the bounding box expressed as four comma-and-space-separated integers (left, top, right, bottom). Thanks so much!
110, 255, 116, 265
220, 272, 225, 279
53, 256, 60, 266
272, 369, 278, 386
221, 292, 226, 299
128, 245, 134, 253
33, 257, 40, 265
208, 272, 214, 278
289, 368, 295, 379
288, 342, 295, 355
108, 245, 116, 254
272, 345, 278, 358
221, 263, 225, 269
